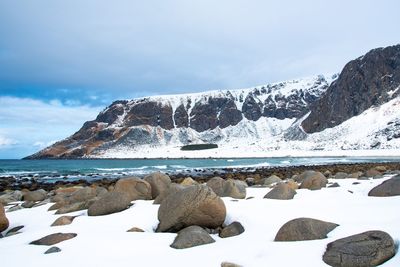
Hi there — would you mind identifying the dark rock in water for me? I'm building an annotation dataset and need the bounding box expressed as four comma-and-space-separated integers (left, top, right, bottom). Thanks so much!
302, 44, 400, 133
323, 230, 396, 267
88, 191, 131, 216
219, 222, 245, 238
368, 175, 400, 197
157, 185, 226, 232
30, 233, 77, 246
170, 226, 215, 249
275, 218, 338, 241
44, 246, 61, 254
264, 183, 296, 200
143, 172, 171, 199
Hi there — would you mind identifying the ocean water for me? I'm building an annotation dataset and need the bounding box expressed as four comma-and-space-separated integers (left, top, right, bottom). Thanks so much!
0, 157, 399, 182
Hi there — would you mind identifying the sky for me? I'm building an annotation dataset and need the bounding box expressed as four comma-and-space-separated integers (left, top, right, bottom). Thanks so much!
0, 0, 399, 158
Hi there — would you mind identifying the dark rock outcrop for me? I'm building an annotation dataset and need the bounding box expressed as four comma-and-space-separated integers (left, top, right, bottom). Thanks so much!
303, 45, 400, 133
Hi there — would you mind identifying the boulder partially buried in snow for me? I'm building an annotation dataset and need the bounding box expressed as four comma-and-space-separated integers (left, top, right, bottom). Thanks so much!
299, 171, 328, 190
206, 177, 246, 199
264, 183, 296, 200
0, 203, 9, 232
275, 217, 338, 241
113, 177, 152, 201
88, 192, 131, 216
219, 221, 245, 238
30, 233, 77, 246
170, 226, 215, 249
368, 175, 400, 197
157, 185, 226, 232
323, 230, 396, 267
143, 172, 171, 199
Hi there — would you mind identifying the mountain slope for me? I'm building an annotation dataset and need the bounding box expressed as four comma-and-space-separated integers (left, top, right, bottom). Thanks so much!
26, 44, 400, 159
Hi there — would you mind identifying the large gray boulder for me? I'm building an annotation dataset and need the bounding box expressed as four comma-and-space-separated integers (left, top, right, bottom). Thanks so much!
170, 226, 215, 249
157, 185, 226, 232
368, 175, 400, 197
143, 172, 171, 199
223, 179, 246, 199
23, 189, 47, 202
207, 177, 246, 199
206, 177, 225, 196
30, 233, 77, 246
264, 183, 296, 200
299, 171, 328, 190
275, 217, 338, 241
113, 177, 152, 201
153, 183, 185, 205
0, 203, 9, 232
323, 230, 396, 267
88, 192, 131, 216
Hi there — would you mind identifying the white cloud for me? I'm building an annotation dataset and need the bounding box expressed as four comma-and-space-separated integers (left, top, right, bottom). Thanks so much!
0, 97, 103, 157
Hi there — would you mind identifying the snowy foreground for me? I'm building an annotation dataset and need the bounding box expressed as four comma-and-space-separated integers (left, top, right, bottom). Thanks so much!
1, 177, 400, 267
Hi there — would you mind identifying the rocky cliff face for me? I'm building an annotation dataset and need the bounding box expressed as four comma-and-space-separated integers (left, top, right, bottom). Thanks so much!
302, 44, 400, 133
26, 75, 332, 159
26, 44, 400, 159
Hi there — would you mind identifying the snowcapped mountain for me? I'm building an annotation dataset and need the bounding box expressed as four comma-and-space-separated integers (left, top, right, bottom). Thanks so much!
27, 44, 400, 159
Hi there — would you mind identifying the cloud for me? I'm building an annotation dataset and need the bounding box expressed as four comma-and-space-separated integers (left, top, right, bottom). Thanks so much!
0, 97, 102, 158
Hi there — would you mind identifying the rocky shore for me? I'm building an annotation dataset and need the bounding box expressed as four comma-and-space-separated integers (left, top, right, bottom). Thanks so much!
1, 163, 400, 266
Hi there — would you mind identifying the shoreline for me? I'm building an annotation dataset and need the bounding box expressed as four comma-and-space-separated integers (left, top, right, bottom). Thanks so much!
1, 161, 400, 192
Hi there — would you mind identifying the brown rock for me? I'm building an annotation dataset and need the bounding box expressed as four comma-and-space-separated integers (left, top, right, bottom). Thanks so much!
299, 171, 328, 190
113, 177, 152, 201
143, 172, 171, 199
219, 221, 245, 238
30, 233, 77, 246
153, 183, 185, 205
0, 203, 9, 232
23, 189, 47, 202
51, 216, 76, 226
157, 185, 226, 232
127, 227, 145, 232
275, 217, 338, 241
180, 177, 198, 186
264, 183, 296, 200
88, 191, 131, 216
368, 175, 400, 197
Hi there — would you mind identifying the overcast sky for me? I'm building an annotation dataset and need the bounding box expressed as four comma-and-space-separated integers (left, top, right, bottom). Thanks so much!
0, 0, 399, 158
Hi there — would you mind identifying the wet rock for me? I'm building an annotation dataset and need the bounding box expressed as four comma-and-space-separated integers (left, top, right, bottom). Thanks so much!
219, 221, 245, 238
30, 233, 77, 246
88, 191, 131, 216
157, 185, 226, 232
275, 218, 338, 241
113, 177, 152, 201
170, 226, 215, 249
264, 183, 296, 200
368, 175, 400, 197
323, 230, 396, 267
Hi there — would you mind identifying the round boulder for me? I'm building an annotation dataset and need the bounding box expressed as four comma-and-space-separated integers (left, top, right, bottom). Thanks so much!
206, 177, 225, 196
264, 183, 296, 200
170, 225, 215, 249
274, 217, 338, 241
323, 230, 396, 267
0, 203, 9, 232
223, 179, 246, 199
219, 221, 245, 238
88, 191, 131, 216
368, 175, 400, 197
299, 171, 328, 190
113, 177, 152, 201
153, 183, 185, 205
143, 172, 171, 199
157, 184, 226, 232
23, 189, 47, 202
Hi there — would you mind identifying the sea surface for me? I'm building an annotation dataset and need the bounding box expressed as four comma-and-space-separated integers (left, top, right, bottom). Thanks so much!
1, 157, 400, 182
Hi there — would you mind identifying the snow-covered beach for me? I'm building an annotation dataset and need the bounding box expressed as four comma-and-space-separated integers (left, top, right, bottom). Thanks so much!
1, 170, 399, 267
